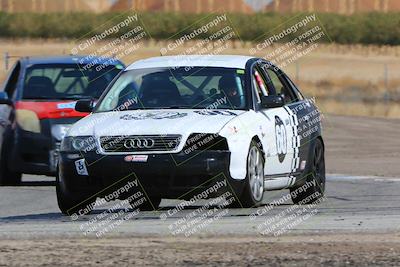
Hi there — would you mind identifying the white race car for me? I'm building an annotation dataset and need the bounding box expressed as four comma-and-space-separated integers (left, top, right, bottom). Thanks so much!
57, 55, 325, 215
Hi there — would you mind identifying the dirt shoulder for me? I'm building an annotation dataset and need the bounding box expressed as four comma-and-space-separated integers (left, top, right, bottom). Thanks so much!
0, 233, 399, 266
324, 114, 400, 177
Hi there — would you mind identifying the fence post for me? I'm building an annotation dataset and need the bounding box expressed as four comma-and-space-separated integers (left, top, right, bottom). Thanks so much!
383, 63, 390, 111
4, 52, 9, 70
384, 63, 388, 91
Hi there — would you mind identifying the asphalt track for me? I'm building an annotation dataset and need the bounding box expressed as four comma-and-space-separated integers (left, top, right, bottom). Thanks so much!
0, 173, 398, 238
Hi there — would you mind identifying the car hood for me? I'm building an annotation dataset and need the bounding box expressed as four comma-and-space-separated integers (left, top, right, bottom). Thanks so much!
16, 100, 88, 119
68, 109, 246, 137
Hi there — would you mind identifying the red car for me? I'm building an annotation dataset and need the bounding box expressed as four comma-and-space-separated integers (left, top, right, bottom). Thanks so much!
0, 56, 124, 185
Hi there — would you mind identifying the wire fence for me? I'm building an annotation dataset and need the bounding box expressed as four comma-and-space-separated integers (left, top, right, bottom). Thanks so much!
2, 42, 400, 105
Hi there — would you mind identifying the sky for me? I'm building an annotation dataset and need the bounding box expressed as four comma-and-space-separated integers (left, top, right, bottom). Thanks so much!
244, 0, 274, 11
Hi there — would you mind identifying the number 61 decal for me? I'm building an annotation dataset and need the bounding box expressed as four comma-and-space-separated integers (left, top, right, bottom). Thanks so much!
275, 116, 287, 163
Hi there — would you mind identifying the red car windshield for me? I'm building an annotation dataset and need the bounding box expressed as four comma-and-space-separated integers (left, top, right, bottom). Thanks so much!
23, 64, 122, 100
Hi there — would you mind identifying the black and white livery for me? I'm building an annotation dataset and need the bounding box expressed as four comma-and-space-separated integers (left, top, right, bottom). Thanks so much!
57, 55, 325, 214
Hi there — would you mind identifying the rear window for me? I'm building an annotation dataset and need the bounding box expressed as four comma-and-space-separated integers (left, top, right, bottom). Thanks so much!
23, 64, 122, 100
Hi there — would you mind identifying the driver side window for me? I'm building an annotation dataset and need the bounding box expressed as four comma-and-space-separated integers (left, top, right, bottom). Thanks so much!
266, 68, 296, 104
3, 62, 21, 99
252, 66, 273, 104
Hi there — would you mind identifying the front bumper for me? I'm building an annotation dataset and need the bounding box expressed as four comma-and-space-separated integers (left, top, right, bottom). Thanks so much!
59, 150, 243, 199
9, 118, 80, 175
9, 129, 60, 175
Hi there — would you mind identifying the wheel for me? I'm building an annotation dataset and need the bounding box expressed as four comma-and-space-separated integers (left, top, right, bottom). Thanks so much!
130, 196, 161, 211
56, 171, 94, 216
0, 142, 22, 186
237, 141, 264, 208
291, 138, 325, 205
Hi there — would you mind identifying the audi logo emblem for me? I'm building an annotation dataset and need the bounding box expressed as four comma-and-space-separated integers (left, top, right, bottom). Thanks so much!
123, 138, 155, 149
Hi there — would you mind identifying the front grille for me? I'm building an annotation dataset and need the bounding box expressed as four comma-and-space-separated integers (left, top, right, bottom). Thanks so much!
99, 135, 182, 153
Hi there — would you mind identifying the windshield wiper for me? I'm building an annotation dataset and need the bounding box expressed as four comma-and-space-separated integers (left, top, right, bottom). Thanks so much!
23, 96, 60, 100
96, 106, 193, 113
57, 95, 94, 100
124, 106, 192, 110
156, 106, 192, 109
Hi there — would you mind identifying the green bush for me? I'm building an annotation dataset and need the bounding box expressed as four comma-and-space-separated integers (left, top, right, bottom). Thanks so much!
0, 11, 400, 45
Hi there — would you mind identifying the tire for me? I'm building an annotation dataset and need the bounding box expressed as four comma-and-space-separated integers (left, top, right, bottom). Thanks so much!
130, 196, 161, 211
0, 142, 22, 186
290, 138, 325, 205
237, 141, 265, 208
56, 171, 95, 216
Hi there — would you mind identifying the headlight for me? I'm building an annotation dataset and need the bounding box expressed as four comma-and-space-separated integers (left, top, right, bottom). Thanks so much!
51, 124, 71, 141
60, 136, 97, 153
16, 109, 40, 133
183, 133, 229, 153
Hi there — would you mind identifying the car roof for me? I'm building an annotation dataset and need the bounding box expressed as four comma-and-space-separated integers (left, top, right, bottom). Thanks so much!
126, 55, 256, 70
20, 56, 125, 66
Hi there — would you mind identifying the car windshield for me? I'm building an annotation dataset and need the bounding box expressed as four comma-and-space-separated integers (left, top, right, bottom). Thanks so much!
95, 67, 247, 112
23, 64, 122, 100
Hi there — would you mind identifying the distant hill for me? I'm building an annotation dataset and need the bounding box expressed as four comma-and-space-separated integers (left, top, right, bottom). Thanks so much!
109, 0, 254, 14
0, 0, 114, 13
109, 0, 400, 14
260, 0, 400, 14
0, 0, 399, 14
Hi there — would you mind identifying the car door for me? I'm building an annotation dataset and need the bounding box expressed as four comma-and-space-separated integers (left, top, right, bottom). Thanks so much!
251, 63, 294, 176
263, 65, 313, 175
283, 73, 317, 171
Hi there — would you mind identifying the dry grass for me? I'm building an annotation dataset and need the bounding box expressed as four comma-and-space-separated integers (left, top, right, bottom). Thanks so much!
1, 39, 399, 118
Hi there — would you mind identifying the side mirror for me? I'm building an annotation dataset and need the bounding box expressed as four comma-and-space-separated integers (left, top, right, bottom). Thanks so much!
0, 92, 13, 106
75, 99, 94, 113
260, 95, 284, 108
